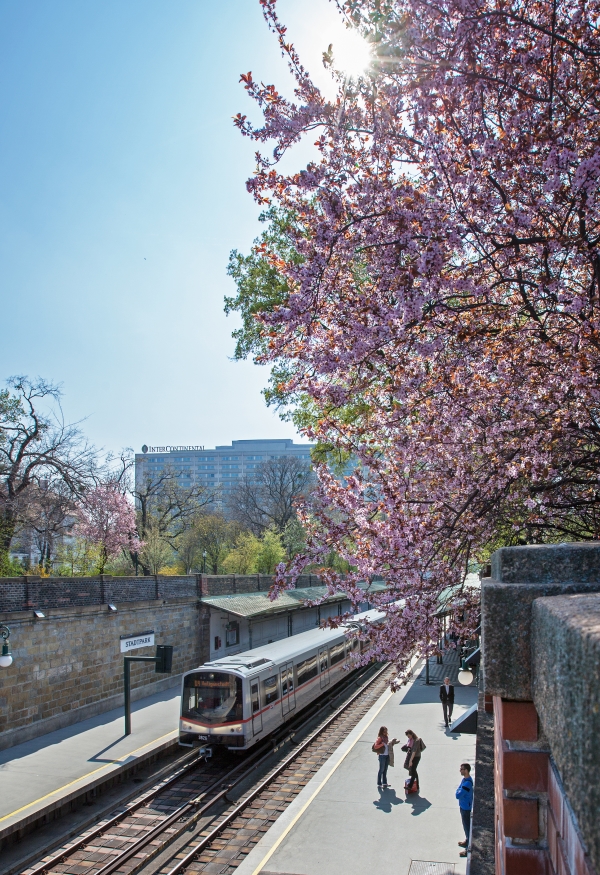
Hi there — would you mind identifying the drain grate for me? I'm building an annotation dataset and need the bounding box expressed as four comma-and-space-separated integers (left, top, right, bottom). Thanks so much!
408, 862, 455, 875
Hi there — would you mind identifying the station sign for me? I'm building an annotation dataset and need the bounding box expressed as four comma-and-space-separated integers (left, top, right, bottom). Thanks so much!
120, 630, 155, 653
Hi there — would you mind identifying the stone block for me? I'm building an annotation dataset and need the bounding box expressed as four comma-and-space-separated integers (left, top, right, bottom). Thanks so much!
492, 544, 600, 585
532, 593, 600, 873
503, 797, 539, 839
483, 544, 600, 700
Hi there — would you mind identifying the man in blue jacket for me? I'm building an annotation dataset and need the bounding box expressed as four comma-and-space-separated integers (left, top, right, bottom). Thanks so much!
456, 763, 474, 857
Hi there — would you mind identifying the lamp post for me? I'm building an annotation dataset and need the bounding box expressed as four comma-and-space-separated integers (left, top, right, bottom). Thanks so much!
0, 625, 13, 668
202, 550, 207, 574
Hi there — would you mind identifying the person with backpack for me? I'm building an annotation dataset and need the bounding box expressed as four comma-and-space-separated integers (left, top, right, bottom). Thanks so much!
372, 726, 399, 788
456, 762, 474, 856
401, 729, 426, 793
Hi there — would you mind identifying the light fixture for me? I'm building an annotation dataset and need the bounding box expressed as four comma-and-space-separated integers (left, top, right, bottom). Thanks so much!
33, 609, 46, 620
458, 658, 473, 686
0, 625, 13, 668
108, 603, 118, 612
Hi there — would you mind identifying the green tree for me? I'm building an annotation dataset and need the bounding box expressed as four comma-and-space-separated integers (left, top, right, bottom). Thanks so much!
222, 531, 261, 574
192, 514, 239, 574
138, 524, 173, 575
256, 528, 286, 573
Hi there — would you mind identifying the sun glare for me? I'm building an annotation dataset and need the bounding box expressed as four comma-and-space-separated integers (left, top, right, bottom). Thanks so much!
331, 29, 372, 79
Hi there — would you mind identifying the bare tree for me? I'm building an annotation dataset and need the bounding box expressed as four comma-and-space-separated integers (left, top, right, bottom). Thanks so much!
0, 376, 97, 571
22, 480, 76, 571
133, 469, 214, 575
228, 456, 314, 535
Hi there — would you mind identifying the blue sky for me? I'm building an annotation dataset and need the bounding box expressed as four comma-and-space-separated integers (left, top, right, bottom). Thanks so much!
0, 0, 361, 456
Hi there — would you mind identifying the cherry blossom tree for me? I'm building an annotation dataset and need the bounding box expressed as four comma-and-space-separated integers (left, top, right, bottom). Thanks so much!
75, 486, 142, 575
227, 0, 600, 673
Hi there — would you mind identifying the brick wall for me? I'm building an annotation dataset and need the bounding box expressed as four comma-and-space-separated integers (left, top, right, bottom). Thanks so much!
199, 573, 321, 596
0, 597, 208, 751
0, 573, 323, 611
493, 696, 597, 875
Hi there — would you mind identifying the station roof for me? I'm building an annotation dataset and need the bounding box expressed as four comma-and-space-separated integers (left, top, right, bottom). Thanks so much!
201, 581, 389, 620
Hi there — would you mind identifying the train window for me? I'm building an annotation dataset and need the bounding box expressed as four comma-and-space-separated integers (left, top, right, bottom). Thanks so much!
263, 675, 278, 704
351, 638, 360, 652
182, 672, 243, 724
251, 682, 260, 713
319, 650, 328, 672
297, 655, 318, 686
329, 642, 346, 665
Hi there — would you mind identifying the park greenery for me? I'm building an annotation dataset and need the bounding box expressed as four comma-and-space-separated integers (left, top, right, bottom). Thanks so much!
0, 375, 315, 577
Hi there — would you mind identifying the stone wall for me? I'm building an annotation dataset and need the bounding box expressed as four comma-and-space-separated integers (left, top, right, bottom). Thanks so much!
0, 596, 209, 751
0, 572, 325, 751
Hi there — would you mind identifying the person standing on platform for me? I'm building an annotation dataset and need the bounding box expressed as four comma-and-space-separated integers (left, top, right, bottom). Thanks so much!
402, 729, 425, 792
373, 726, 399, 788
440, 676, 455, 727
456, 763, 474, 856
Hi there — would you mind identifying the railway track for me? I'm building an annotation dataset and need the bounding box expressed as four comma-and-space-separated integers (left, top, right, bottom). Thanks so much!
22, 662, 396, 875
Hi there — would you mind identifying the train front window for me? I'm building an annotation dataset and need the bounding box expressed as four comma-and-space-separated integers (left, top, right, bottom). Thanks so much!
182, 672, 243, 724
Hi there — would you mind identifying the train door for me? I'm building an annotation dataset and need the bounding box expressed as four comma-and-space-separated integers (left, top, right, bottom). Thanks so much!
251, 681, 262, 735
319, 647, 330, 689
280, 662, 296, 716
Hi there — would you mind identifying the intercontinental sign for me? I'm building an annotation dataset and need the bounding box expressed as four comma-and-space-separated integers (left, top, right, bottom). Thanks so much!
141, 444, 205, 453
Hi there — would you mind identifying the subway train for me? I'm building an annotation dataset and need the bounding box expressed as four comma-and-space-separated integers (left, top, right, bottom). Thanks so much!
179, 607, 384, 750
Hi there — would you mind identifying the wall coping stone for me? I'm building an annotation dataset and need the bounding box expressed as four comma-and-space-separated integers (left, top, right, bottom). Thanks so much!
483, 544, 600, 700
491, 542, 600, 585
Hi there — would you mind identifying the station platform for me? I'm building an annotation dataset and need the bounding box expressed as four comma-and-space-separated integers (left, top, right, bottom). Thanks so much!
236, 659, 478, 875
0, 682, 181, 842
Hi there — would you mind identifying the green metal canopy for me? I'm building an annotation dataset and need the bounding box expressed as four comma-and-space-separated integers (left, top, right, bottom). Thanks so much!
201, 581, 388, 620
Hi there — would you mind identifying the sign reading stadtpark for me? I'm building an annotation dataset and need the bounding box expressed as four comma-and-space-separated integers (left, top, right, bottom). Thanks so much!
120, 630, 155, 653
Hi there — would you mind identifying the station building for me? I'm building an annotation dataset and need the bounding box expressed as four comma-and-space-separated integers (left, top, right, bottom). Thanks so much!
203, 581, 387, 662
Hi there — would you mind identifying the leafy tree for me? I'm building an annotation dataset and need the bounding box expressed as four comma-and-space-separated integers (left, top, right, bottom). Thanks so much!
54, 538, 103, 577
222, 531, 261, 574
138, 523, 173, 575
282, 517, 306, 560
187, 513, 239, 574
256, 528, 286, 573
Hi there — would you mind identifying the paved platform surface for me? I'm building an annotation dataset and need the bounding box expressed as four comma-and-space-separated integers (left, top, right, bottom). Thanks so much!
0, 683, 181, 835
236, 656, 478, 875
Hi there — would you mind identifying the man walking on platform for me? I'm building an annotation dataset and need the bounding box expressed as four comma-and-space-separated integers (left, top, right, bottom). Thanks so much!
456, 763, 474, 857
439, 676, 455, 727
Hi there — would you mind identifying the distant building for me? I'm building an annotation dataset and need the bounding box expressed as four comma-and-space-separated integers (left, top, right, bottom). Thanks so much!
134, 438, 315, 507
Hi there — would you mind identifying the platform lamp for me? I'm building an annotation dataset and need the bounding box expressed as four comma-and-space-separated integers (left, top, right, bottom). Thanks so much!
0, 625, 13, 668
202, 550, 207, 574
457, 658, 473, 685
